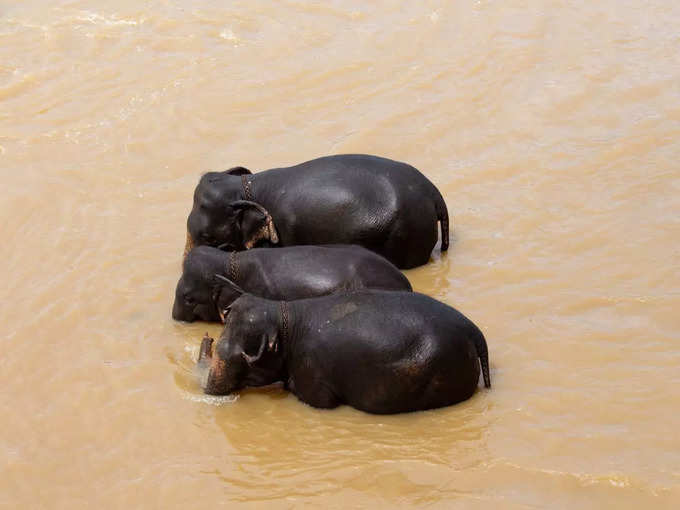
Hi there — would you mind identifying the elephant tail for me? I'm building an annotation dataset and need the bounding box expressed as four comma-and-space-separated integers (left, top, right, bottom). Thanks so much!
473, 328, 491, 389
434, 190, 450, 251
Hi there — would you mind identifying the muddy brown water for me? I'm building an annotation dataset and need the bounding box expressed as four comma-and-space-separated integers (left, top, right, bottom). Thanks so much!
2, 1, 679, 508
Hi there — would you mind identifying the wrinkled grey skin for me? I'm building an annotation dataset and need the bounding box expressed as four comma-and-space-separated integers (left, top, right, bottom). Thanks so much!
198, 288, 490, 415
185, 154, 449, 269
173, 244, 412, 322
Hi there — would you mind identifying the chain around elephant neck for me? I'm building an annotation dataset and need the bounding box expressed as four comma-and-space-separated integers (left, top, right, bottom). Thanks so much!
227, 251, 239, 283
241, 174, 254, 201
279, 301, 289, 345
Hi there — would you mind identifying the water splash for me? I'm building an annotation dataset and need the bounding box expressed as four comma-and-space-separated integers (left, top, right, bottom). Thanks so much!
181, 390, 239, 406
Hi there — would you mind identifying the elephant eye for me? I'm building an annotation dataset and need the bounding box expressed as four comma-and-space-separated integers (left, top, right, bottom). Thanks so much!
219, 306, 231, 323
217, 242, 236, 251
200, 233, 215, 244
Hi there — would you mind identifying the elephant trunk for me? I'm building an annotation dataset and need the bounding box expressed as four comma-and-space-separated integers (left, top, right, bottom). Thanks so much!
198, 334, 214, 364
184, 230, 195, 259
196, 334, 214, 390
171, 299, 183, 321
197, 334, 237, 395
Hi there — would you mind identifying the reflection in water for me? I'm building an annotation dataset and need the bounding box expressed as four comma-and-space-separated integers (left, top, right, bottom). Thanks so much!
172, 334, 491, 503
212, 387, 489, 503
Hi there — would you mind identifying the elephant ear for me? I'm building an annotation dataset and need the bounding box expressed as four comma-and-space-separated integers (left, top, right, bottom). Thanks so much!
213, 274, 245, 295
241, 333, 279, 365
213, 274, 245, 322
232, 200, 280, 249
225, 166, 251, 176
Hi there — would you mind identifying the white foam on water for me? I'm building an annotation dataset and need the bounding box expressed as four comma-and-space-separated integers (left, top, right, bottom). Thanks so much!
219, 28, 240, 44
76, 12, 142, 27
184, 343, 200, 362
181, 390, 239, 406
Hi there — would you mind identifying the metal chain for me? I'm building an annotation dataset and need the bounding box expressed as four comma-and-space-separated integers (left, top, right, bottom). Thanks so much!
279, 301, 289, 344
241, 174, 254, 201
228, 251, 239, 282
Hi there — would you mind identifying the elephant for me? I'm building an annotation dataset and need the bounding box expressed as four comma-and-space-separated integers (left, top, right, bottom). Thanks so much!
197, 285, 491, 414
173, 244, 412, 322
184, 154, 450, 269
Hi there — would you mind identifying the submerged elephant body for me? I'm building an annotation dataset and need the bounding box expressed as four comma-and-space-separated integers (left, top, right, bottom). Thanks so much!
185, 154, 449, 269
199, 289, 490, 414
173, 244, 412, 322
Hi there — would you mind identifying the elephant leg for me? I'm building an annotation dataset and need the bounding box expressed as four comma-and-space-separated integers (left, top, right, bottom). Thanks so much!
290, 374, 340, 409
383, 214, 438, 269
382, 234, 432, 269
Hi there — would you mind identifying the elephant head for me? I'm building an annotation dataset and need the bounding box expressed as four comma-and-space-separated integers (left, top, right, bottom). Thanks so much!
197, 279, 285, 395
172, 248, 249, 323
184, 167, 279, 258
